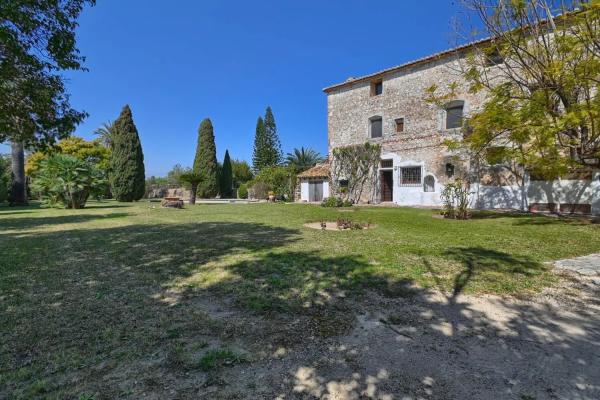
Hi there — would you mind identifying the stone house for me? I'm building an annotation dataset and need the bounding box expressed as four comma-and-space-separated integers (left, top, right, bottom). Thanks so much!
315, 40, 599, 214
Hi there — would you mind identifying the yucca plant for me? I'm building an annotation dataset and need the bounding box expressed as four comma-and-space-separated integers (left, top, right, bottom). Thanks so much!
31, 154, 107, 209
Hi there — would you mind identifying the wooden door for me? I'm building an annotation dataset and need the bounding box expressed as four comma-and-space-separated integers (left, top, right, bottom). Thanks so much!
309, 181, 323, 202
381, 171, 393, 202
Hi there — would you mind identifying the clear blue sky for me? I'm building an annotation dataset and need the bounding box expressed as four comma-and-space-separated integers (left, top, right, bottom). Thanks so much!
7, 0, 472, 177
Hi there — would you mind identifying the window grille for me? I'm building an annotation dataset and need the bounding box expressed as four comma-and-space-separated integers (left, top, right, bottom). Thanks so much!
400, 166, 422, 186
380, 159, 393, 168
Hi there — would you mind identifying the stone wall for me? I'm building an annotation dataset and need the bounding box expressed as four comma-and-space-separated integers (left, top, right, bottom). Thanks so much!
325, 51, 599, 214
326, 54, 489, 203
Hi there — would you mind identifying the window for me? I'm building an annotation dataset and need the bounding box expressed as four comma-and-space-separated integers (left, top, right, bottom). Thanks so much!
338, 179, 349, 188
423, 175, 435, 192
485, 49, 504, 66
445, 100, 464, 129
445, 163, 455, 178
380, 159, 393, 168
400, 166, 422, 186
370, 116, 382, 138
395, 118, 404, 133
370, 80, 383, 96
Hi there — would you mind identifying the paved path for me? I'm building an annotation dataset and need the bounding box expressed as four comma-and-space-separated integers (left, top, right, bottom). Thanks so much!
555, 253, 600, 275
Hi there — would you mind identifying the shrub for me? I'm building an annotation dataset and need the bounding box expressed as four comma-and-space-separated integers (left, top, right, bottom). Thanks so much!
249, 165, 296, 200
248, 182, 270, 200
321, 196, 352, 208
31, 154, 107, 209
237, 183, 248, 199
441, 178, 471, 220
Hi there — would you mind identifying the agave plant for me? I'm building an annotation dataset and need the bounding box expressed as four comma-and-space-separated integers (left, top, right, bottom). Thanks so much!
31, 154, 107, 209
285, 147, 325, 172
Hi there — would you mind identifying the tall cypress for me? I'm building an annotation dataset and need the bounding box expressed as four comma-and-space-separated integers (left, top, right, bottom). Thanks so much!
263, 106, 282, 165
194, 118, 219, 198
220, 150, 233, 198
109, 105, 145, 201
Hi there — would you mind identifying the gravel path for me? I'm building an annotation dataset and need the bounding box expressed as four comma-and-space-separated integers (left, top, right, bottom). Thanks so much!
555, 253, 600, 275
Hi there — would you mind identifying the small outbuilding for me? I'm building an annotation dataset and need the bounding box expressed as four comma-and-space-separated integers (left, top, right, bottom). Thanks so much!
297, 162, 330, 202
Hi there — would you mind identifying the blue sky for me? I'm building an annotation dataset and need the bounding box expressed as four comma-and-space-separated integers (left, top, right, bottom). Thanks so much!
6, 0, 473, 177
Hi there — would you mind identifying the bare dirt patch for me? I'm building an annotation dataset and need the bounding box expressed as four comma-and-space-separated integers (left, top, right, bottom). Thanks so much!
303, 221, 376, 231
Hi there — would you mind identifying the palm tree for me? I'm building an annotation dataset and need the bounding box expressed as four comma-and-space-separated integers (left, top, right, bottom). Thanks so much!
94, 121, 115, 148
285, 147, 325, 172
178, 172, 203, 205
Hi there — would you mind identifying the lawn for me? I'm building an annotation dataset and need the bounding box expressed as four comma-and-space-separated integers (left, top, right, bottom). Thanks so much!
1, 201, 599, 398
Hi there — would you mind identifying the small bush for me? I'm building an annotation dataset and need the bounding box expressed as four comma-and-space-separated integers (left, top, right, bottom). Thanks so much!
321, 196, 352, 208
441, 178, 471, 220
237, 183, 248, 199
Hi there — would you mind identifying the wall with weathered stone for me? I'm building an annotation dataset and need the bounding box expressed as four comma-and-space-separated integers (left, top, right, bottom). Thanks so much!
327, 54, 488, 204
326, 52, 599, 214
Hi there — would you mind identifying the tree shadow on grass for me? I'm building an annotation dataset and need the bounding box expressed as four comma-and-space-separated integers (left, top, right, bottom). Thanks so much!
470, 210, 597, 226
0, 213, 133, 231
442, 247, 547, 298
1, 219, 599, 399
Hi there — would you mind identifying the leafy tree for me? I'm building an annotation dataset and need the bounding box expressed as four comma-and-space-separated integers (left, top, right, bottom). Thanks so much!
193, 118, 219, 198
429, 0, 600, 182
285, 147, 325, 172
94, 121, 116, 148
167, 164, 186, 186
220, 150, 234, 198
178, 171, 203, 205
252, 107, 282, 171
26, 136, 110, 176
231, 159, 254, 187
31, 154, 106, 209
109, 105, 145, 201
0, 0, 94, 205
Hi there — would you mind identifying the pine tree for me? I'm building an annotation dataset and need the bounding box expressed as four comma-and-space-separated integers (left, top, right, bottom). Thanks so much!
252, 109, 282, 172
194, 118, 219, 198
220, 150, 233, 198
109, 105, 145, 201
263, 106, 282, 166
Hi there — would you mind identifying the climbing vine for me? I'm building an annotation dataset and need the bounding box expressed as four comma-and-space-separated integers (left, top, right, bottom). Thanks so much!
331, 143, 381, 203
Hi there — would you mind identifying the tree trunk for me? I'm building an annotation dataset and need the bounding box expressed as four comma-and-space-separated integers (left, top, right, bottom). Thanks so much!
189, 184, 197, 205
9, 141, 27, 206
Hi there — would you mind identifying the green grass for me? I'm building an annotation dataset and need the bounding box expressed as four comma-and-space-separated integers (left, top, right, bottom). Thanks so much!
1, 200, 599, 398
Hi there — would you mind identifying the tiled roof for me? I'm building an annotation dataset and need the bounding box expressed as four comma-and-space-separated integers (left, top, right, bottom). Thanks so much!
323, 37, 492, 93
297, 162, 330, 178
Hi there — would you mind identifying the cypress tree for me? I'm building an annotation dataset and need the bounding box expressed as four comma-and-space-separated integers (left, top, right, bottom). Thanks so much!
194, 118, 219, 198
109, 105, 145, 201
263, 106, 282, 166
220, 150, 233, 198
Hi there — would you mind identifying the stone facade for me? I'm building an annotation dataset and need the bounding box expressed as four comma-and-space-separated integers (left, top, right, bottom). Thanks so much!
324, 47, 599, 214
326, 52, 485, 206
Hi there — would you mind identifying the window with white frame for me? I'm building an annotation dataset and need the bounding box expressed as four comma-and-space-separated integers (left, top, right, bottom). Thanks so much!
399, 166, 422, 186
